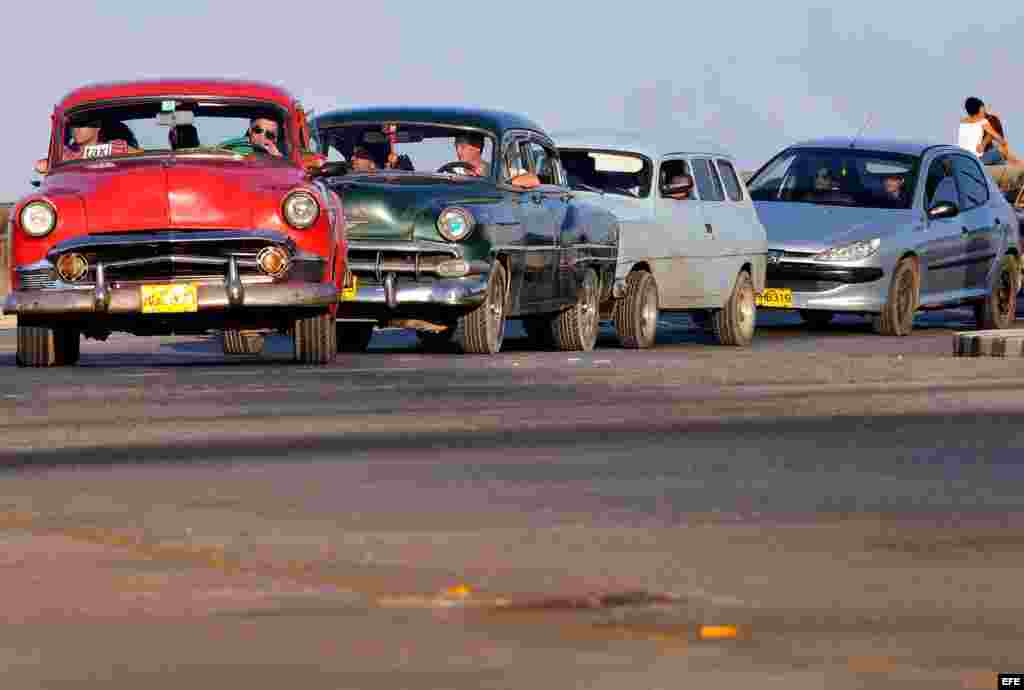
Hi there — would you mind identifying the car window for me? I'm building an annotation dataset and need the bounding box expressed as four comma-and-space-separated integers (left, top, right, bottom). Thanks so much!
692, 159, 724, 201
952, 155, 990, 211
925, 155, 960, 209
560, 149, 652, 198
523, 141, 560, 186
716, 159, 744, 202
659, 159, 694, 201
747, 152, 795, 200
504, 138, 529, 183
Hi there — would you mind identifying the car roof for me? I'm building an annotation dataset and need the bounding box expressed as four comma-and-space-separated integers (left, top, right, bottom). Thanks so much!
312, 106, 547, 137
57, 79, 297, 111
551, 129, 733, 160
787, 137, 951, 157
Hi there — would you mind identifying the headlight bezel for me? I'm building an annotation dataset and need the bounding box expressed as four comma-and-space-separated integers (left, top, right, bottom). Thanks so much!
815, 237, 881, 263
19, 200, 57, 237
282, 191, 320, 230
436, 206, 476, 242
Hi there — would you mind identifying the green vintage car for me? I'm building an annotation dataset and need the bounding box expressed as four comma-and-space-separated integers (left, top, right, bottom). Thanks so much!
310, 107, 620, 354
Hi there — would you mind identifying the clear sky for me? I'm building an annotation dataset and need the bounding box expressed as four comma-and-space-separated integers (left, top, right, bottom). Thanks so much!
2, 0, 1021, 199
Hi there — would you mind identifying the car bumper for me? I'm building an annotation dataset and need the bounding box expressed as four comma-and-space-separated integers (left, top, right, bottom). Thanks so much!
343, 274, 490, 310
761, 261, 887, 313
4, 280, 338, 317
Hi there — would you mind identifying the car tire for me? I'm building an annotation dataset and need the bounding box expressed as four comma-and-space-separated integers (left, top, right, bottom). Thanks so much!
291, 310, 336, 364
16, 319, 80, 367
800, 310, 834, 329
713, 270, 756, 346
455, 261, 507, 355
614, 270, 658, 349
222, 329, 264, 355
974, 255, 1020, 330
337, 323, 374, 353
872, 257, 918, 336
553, 267, 601, 352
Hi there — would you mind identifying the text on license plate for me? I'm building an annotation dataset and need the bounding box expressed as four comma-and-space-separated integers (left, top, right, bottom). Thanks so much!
140, 284, 199, 314
341, 274, 358, 301
755, 288, 793, 308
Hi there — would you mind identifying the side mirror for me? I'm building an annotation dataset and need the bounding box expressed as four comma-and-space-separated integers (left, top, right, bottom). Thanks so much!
927, 201, 959, 220
31, 180, 41, 188
34, 159, 49, 176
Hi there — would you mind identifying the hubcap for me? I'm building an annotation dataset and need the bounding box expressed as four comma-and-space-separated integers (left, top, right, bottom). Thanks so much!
580, 272, 599, 339
640, 282, 657, 339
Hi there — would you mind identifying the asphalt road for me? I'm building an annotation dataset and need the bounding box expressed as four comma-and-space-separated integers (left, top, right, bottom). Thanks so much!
2, 309, 1024, 689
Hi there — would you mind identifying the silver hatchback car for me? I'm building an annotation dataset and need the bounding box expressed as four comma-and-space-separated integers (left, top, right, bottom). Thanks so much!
747, 138, 1021, 334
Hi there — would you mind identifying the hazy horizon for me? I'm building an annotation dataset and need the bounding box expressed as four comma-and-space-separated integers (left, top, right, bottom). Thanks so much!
2, 1, 1021, 200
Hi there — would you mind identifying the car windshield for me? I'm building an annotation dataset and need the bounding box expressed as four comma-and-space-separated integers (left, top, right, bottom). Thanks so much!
58, 98, 290, 164
748, 148, 920, 209
314, 123, 496, 178
559, 149, 652, 198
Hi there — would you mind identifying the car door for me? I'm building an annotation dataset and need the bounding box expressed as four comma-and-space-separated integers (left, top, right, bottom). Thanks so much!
952, 154, 999, 291
654, 156, 712, 307
690, 157, 733, 300
919, 153, 968, 299
503, 134, 558, 310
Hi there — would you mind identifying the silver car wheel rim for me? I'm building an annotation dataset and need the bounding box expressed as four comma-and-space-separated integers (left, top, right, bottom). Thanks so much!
580, 272, 598, 338
737, 283, 755, 339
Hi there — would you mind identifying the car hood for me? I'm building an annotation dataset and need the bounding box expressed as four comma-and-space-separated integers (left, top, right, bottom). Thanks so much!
330, 175, 501, 241
41, 156, 304, 233
754, 201, 915, 253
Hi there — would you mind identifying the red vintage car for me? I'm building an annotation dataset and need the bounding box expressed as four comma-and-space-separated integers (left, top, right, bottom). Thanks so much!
6, 79, 346, 366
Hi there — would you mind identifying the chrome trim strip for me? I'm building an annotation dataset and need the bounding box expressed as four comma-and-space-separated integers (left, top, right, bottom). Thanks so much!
47, 230, 294, 258
346, 239, 460, 256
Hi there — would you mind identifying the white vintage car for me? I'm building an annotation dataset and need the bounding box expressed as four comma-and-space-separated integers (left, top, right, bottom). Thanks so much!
554, 132, 768, 347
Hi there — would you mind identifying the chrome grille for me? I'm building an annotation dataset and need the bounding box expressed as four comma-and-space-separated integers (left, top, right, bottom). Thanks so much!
19, 269, 59, 290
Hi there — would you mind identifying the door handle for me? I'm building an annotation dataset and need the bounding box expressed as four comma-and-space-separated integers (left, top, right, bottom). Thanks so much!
561, 192, 574, 203
531, 193, 543, 204
705, 223, 713, 235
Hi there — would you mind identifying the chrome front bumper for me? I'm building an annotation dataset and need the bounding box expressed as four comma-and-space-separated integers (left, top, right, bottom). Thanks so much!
346, 273, 490, 309
4, 280, 338, 316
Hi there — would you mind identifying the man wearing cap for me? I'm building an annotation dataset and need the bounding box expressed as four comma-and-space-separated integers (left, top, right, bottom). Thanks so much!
35, 120, 136, 174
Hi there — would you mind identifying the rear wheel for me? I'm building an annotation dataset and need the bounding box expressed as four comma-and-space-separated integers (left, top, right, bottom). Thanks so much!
872, 257, 918, 336
337, 323, 374, 353
222, 330, 264, 355
291, 311, 336, 364
974, 255, 1019, 330
713, 270, 756, 346
455, 261, 507, 354
614, 270, 658, 349
16, 319, 80, 367
553, 268, 601, 352
799, 310, 834, 329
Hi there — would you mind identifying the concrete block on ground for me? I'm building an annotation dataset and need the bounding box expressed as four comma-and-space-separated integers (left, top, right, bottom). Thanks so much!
953, 329, 1024, 357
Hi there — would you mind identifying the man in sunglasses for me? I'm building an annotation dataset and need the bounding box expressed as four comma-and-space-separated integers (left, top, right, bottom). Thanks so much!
219, 117, 284, 157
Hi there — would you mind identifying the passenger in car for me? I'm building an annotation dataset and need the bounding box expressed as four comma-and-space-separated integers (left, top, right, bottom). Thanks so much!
882, 173, 907, 206
664, 174, 695, 200
350, 146, 378, 172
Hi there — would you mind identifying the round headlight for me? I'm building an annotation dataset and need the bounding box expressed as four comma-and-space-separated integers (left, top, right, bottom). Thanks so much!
283, 191, 320, 229
437, 207, 476, 242
20, 201, 57, 237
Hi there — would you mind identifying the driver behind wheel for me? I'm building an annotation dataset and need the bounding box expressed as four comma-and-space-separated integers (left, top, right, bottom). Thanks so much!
220, 117, 283, 157
454, 133, 490, 177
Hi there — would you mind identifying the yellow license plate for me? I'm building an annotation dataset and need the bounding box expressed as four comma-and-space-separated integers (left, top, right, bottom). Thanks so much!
341, 274, 358, 301
140, 283, 199, 314
755, 288, 793, 309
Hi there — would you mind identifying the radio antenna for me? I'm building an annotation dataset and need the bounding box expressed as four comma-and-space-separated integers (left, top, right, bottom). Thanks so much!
851, 113, 873, 148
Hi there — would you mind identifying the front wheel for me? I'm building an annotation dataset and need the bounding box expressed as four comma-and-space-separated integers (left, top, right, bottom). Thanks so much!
455, 261, 508, 354
974, 256, 1019, 330
291, 311, 337, 364
16, 320, 80, 367
614, 270, 659, 349
872, 258, 918, 336
713, 271, 756, 346
553, 267, 601, 352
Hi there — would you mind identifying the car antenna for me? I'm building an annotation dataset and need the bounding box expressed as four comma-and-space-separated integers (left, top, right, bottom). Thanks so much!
850, 113, 873, 148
